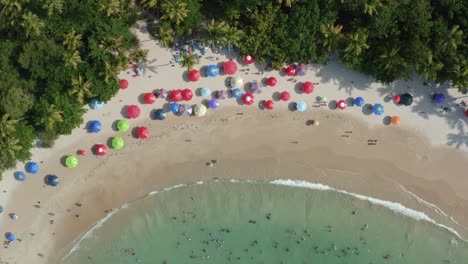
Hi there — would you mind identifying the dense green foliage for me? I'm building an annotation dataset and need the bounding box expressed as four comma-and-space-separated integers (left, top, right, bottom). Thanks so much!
145, 0, 466, 89
0, 0, 140, 175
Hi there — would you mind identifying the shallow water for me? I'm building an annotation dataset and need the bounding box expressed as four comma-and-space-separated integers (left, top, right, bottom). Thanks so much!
62, 182, 468, 264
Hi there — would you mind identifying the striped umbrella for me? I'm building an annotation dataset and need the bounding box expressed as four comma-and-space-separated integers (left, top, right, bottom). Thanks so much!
154, 88, 167, 99
250, 81, 264, 94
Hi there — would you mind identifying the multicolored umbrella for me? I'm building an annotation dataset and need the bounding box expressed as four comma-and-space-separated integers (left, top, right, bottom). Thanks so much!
144, 92, 156, 104
111, 137, 125, 149
94, 144, 107, 156
295, 64, 309, 76
194, 104, 207, 117
120, 79, 128, 89
90, 98, 104, 110
169, 90, 182, 102
354, 97, 365, 107
242, 93, 255, 105
231, 88, 243, 99
391, 116, 400, 126
154, 109, 166, 120
296, 101, 307, 112
117, 119, 129, 132
267, 77, 277, 87
209, 99, 219, 109
170, 102, 180, 113
301, 82, 314, 94
188, 69, 200, 82
337, 100, 347, 110
14, 172, 26, 182
25, 162, 39, 174
285, 66, 295, 76
201, 87, 211, 97
88, 120, 102, 133
264, 100, 275, 110
243, 55, 255, 64
137, 126, 150, 139
229, 76, 244, 88
181, 88, 193, 101
65, 155, 79, 168
154, 88, 167, 99
206, 65, 219, 77
393, 95, 400, 104
126, 105, 141, 119
433, 93, 445, 104
373, 104, 384, 115
280, 91, 290, 102
250, 81, 264, 94
223, 60, 238, 75
178, 104, 193, 116
216, 90, 227, 100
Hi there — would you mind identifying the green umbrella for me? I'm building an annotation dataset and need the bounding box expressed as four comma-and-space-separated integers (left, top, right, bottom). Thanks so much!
112, 137, 125, 149
117, 119, 129, 132
65, 155, 79, 168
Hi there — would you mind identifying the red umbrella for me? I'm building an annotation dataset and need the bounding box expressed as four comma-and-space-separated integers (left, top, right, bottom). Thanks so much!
265, 100, 275, 110
301, 82, 314, 94
181, 88, 193, 101
243, 55, 255, 64
78, 150, 86, 156
285, 66, 295, 76
126, 105, 141, 119
465, 109, 468, 117
137, 126, 150, 139
223, 60, 238, 75
144, 92, 156, 104
188, 70, 200, 82
337, 100, 347, 110
169, 90, 182, 102
267, 77, 277, 87
279, 91, 290, 102
120, 79, 128, 89
393, 95, 400, 104
94, 144, 107, 156
242, 93, 255, 105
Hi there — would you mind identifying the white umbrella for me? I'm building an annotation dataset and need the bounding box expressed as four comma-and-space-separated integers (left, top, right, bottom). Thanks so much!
229, 76, 243, 88
194, 104, 207, 117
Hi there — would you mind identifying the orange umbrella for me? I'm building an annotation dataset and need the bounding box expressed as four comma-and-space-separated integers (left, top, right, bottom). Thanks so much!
391, 116, 400, 126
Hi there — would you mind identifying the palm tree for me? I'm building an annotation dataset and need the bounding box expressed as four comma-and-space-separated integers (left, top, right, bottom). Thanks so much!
344, 30, 370, 57
21, 11, 45, 38
451, 64, 468, 91
99, 0, 121, 16
0, 1, 23, 27
204, 19, 229, 48
161, 0, 189, 26
35, 104, 63, 131
416, 52, 443, 81
153, 24, 174, 47
42, 0, 64, 16
101, 61, 117, 83
277, 0, 296, 8
63, 29, 82, 50
130, 49, 149, 62
0, 114, 17, 138
225, 26, 244, 48
364, 0, 382, 16
320, 24, 343, 53
0, 137, 22, 163
179, 52, 197, 71
64, 50, 82, 69
69, 75, 94, 104
438, 25, 463, 52
140, 0, 158, 9
100, 36, 125, 55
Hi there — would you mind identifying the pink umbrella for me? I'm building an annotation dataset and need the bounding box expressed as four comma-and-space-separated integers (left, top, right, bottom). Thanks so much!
267, 77, 277, 87
279, 91, 290, 102
120, 79, 128, 89
393, 95, 400, 104
265, 100, 275, 110
144, 92, 156, 104
181, 88, 193, 101
301, 82, 314, 94
188, 70, 200, 82
337, 100, 347, 110
242, 93, 255, 105
223, 60, 238, 75
126, 105, 141, 119
137, 126, 150, 139
285, 66, 295, 76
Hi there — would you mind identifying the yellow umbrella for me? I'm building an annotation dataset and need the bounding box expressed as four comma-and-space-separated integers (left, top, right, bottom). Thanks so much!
194, 104, 207, 117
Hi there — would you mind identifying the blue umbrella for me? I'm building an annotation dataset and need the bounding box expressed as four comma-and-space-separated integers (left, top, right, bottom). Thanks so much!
170, 102, 180, 113
296, 101, 307, 112
206, 65, 219, 77
5, 232, 15, 241
25, 162, 39, 174
354, 97, 365, 107
209, 99, 219, 109
373, 103, 384, 115
46, 175, 60, 187
154, 109, 166, 120
88, 120, 102, 133
231, 88, 243, 99
0, 206, 3, 214
433, 93, 445, 104
201, 87, 211, 97
14, 172, 26, 182
90, 98, 104, 110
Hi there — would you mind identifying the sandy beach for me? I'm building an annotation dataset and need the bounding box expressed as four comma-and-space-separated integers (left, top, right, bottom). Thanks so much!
1, 21, 468, 263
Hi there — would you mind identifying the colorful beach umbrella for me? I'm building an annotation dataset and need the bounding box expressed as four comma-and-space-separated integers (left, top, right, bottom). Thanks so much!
223, 60, 238, 75
433, 93, 445, 104
209, 99, 219, 109
25, 162, 39, 174
120, 79, 128, 89
399, 93, 413, 106
117, 119, 130, 132
14, 171, 26, 182
285, 66, 295, 76
94, 144, 107, 156
170, 102, 180, 113
194, 104, 207, 117
337, 100, 347, 110
229, 76, 244, 88
178, 104, 193, 116
373, 104, 384, 115
137, 126, 150, 139
154, 88, 167, 99
393, 95, 400, 104
250, 81, 264, 94
391, 116, 400, 126
296, 101, 307, 112
126, 105, 141, 119
295, 64, 309, 76
231, 88, 243, 99
144, 92, 156, 104
5, 232, 15, 241
111, 137, 125, 149
267, 77, 277, 87
65, 156, 78, 168
206, 65, 219, 77
169, 90, 183, 102
216, 90, 227, 100
90, 98, 104, 110
154, 109, 166, 120
88, 120, 102, 133
242, 93, 255, 105
181, 88, 193, 101
46, 175, 59, 187
301, 82, 314, 94
280, 91, 291, 102
188, 69, 200, 82
201, 87, 211, 97
243, 55, 255, 64
354, 97, 365, 107
264, 100, 275, 110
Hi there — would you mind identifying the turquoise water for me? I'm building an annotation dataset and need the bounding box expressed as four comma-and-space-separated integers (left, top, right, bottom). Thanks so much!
61, 182, 468, 264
